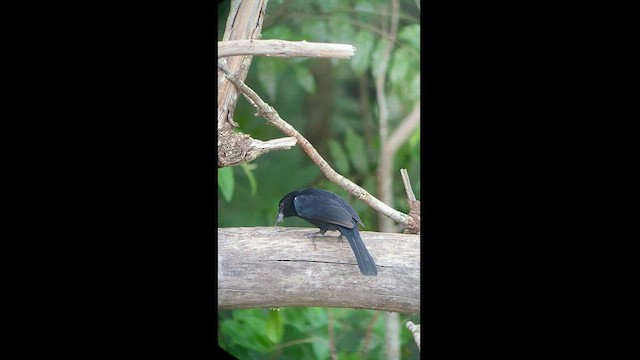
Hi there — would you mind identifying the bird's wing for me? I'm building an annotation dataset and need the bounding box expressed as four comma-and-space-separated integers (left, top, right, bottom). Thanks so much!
293, 195, 355, 228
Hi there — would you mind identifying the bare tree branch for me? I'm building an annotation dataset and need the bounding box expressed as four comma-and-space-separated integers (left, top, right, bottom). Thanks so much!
361, 312, 381, 358
218, 39, 357, 59
241, 137, 298, 165
328, 309, 338, 360
386, 102, 420, 155
406, 321, 421, 350
217, 59, 411, 226
401, 169, 420, 234
376, 0, 402, 234
217, 121, 297, 167
372, 2, 402, 359
400, 169, 416, 202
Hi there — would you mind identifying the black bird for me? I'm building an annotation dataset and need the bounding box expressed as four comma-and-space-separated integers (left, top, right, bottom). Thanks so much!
275, 188, 378, 276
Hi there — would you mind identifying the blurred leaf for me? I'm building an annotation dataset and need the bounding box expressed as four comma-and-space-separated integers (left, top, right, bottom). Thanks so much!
312, 339, 330, 360
409, 72, 420, 103
328, 139, 350, 174
294, 65, 316, 94
256, 58, 280, 101
301, 19, 329, 42
265, 310, 284, 343
409, 128, 420, 148
306, 307, 329, 329
337, 351, 359, 360
351, 29, 375, 75
317, 0, 340, 12
218, 167, 234, 202
389, 48, 412, 86
344, 128, 369, 173
262, 24, 296, 41
220, 318, 267, 352
398, 24, 421, 51
240, 163, 258, 196
292, 163, 322, 186
328, 13, 354, 44
371, 38, 391, 78
354, 0, 376, 13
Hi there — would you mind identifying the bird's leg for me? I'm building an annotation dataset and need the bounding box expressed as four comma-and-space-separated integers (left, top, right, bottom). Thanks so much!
306, 229, 327, 237
305, 229, 343, 249
304, 230, 326, 250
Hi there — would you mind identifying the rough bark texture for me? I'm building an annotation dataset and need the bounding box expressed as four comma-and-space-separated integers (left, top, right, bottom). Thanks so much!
218, 39, 356, 58
217, 0, 269, 168
218, 0, 267, 131
218, 227, 420, 314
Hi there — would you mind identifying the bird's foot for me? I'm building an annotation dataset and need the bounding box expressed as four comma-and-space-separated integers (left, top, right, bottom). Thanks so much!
306, 230, 343, 239
305, 230, 343, 250
304, 230, 325, 250
305, 229, 327, 238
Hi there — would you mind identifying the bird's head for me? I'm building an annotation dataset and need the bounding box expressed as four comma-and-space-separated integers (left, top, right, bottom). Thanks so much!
274, 190, 303, 226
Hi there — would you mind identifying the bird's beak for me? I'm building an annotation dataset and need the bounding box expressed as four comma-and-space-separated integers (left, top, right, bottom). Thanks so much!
275, 212, 284, 226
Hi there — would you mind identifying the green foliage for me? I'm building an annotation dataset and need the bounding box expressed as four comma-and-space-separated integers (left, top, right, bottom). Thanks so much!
301, 20, 329, 42
370, 38, 390, 79
218, 164, 259, 203
351, 29, 375, 75
240, 163, 258, 196
262, 25, 297, 42
328, 13, 354, 44
344, 127, 369, 174
218, 166, 234, 202
328, 139, 351, 174
294, 65, 317, 94
265, 309, 284, 343
398, 23, 420, 51
317, 0, 341, 13
219, 308, 421, 360
256, 57, 282, 101
409, 128, 420, 149
353, 0, 377, 14
389, 52, 420, 105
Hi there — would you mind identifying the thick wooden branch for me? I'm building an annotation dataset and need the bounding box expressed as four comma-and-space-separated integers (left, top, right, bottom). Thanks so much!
218, 39, 357, 59
217, 0, 268, 131
218, 227, 420, 314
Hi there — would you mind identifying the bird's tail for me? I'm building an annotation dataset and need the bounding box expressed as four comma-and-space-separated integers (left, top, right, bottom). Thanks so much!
341, 224, 378, 276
